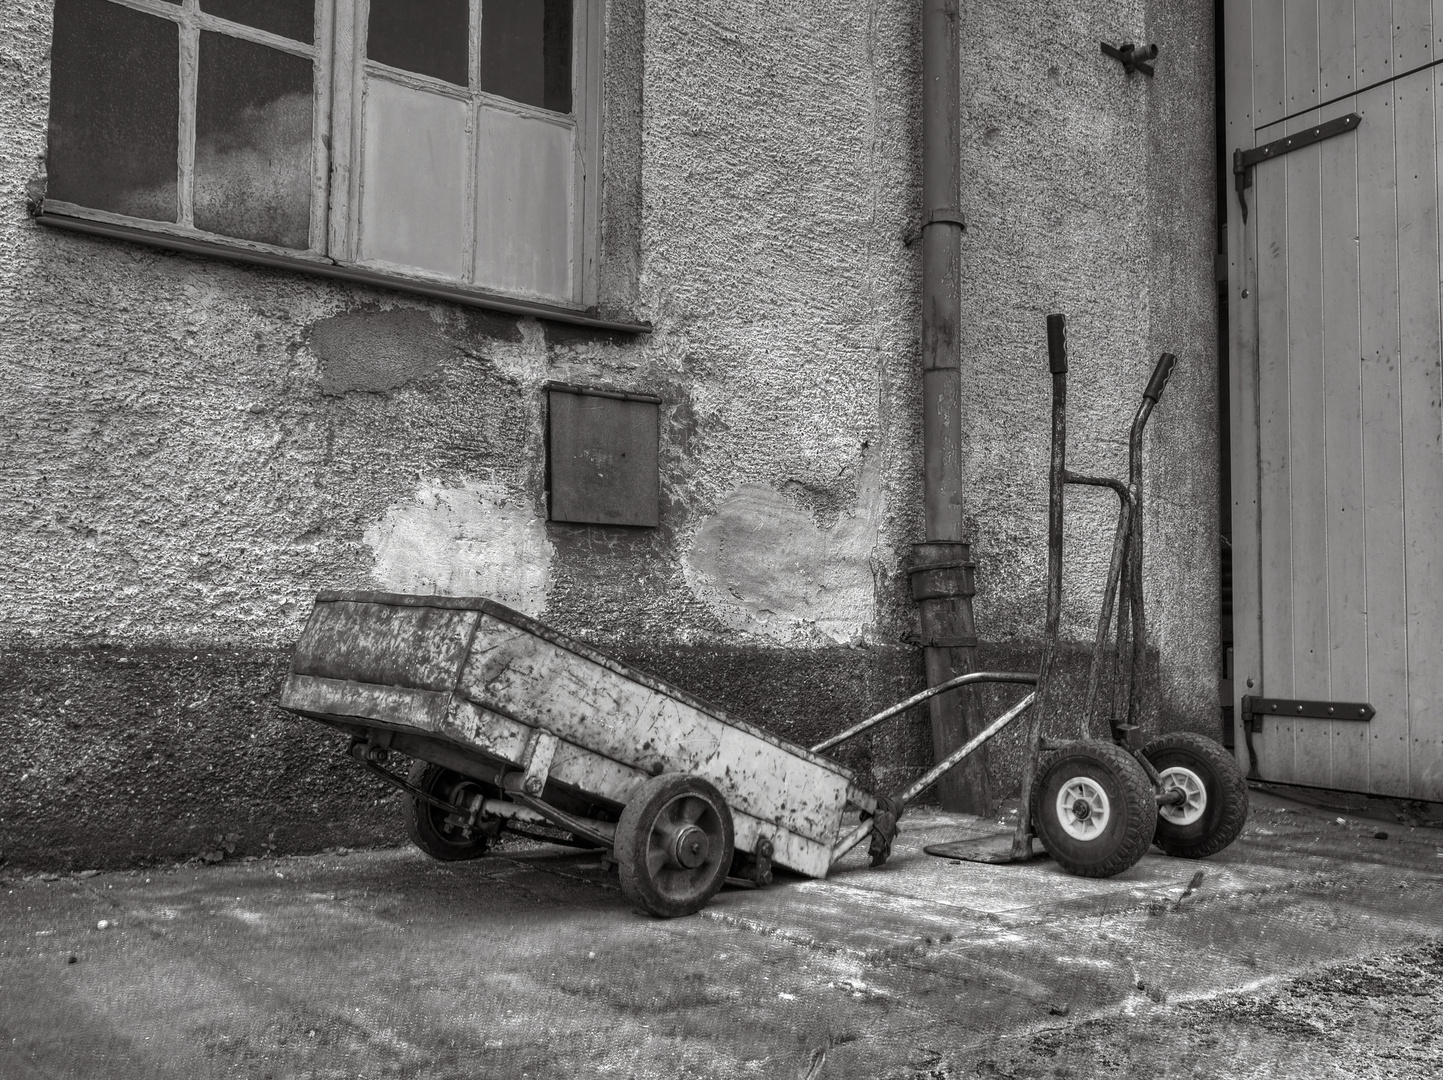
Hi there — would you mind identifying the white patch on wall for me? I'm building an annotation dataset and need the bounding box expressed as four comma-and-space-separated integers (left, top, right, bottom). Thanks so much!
363, 480, 551, 614
685, 450, 883, 644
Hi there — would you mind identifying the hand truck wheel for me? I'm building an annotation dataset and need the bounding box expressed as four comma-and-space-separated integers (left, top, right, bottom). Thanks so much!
1140, 732, 1249, 858
1031, 741, 1157, 877
615, 773, 734, 918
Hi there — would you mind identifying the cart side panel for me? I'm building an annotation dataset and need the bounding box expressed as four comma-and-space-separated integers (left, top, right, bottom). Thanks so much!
730, 815, 831, 878
279, 673, 453, 730
444, 699, 648, 801
459, 615, 851, 845
290, 601, 477, 691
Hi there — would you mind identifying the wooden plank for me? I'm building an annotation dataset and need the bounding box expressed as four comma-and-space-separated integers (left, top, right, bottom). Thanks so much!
577, 0, 605, 306
1254, 0, 1289, 128
1281, 109, 1332, 787
1355, 0, 1394, 90
309, 0, 335, 257
1318, 0, 1355, 101
1317, 94, 1369, 789
1285, 0, 1321, 117
1396, 0, 1435, 73
1397, 65, 1443, 798
1226, 0, 1263, 778
1419, 61, 1443, 800
458, 616, 853, 844
291, 601, 478, 691
1354, 79, 1410, 795
1253, 109, 1297, 782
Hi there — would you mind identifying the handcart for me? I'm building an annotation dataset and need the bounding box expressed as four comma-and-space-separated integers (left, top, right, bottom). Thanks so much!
277, 314, 1246, 917
279, 590, 1039, 917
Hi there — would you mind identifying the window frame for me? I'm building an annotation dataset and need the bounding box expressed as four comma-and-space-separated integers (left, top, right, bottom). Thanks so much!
39, 0, 622, 322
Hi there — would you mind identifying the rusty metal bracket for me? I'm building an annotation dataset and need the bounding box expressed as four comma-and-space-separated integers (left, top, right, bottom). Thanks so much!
1233, 112, 1361, 222
521, 730, 560, 795
1101, 41, 1157, 76
1241, 695, 1375, 725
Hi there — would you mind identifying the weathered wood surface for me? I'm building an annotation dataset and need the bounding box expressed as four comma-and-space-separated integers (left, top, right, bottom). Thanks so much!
1229, 0, 1443, 800
280, 592, 865, 877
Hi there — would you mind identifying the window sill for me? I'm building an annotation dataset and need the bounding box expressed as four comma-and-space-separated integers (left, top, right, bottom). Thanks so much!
34, 211, 652, 334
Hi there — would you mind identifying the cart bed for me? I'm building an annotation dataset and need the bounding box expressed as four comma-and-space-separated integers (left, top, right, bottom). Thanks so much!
280, 591, 875, 876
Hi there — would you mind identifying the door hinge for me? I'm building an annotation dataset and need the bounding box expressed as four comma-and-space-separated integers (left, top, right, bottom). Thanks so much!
1233, 112, 1361, 223
1241, 695, 1375, 732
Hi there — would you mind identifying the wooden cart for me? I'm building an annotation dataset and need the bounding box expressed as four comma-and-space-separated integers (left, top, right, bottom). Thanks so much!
280, 591, 1038, 916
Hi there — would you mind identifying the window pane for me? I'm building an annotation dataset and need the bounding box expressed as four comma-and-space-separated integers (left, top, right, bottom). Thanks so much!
193, 32, 314, 249
201, 0, 315, 44
479, 0, 571, 112
367, 0, 468, 87
360, 79, 467, 277
473, 107, 571, 299
46, 0, 179, 222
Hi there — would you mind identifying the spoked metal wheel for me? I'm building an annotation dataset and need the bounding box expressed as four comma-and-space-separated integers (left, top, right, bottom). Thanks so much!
401, 761, 496, 861
615, 773, 734, 918
1032, 740, 1157, 878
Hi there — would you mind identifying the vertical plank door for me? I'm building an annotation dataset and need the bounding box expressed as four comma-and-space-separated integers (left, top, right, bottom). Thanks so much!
1226, 0, 1443, 800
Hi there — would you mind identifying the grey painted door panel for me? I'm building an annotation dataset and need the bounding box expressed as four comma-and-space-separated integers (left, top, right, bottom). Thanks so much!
1232, 1, 1443, 800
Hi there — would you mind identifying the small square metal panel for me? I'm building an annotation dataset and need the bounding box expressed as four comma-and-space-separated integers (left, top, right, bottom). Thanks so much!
547, 384, 659, 526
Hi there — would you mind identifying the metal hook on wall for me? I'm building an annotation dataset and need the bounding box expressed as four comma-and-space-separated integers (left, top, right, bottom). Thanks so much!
1101, 41, 1158, 76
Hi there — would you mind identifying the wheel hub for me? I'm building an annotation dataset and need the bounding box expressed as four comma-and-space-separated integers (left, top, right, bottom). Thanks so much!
1055, 777, 1111, 840
1157, 766, 1207, 826
669, 824, 710, 869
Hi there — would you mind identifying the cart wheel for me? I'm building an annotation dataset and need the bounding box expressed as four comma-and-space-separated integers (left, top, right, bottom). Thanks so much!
1031, 741, 1157, 878
401, 761, 494, 862
1141, 732, 1249, 858
615, 773, 734, 918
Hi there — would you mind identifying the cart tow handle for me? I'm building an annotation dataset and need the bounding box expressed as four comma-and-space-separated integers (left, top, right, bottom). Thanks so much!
829, 690, 1038, 865
810, 670, 1038, 754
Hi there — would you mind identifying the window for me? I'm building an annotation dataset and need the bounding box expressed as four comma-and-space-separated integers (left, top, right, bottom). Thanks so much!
43, 0, 604, 309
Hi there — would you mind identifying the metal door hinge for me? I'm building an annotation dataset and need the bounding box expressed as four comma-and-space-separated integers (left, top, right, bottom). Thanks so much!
1241, 695, 1375, 731
1233, 113, 1361, 222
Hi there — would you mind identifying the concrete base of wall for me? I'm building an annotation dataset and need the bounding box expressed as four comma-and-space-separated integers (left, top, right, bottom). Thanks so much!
0, 639, 1219, 871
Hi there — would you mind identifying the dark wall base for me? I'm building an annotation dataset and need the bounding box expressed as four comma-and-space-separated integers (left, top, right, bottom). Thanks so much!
0, 638, 1218, 871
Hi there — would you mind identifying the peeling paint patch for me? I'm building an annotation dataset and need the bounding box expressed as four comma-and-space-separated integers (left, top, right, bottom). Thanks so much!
309, 309, 452, 395
363, 481, 551, 613
685, 450, 883, 644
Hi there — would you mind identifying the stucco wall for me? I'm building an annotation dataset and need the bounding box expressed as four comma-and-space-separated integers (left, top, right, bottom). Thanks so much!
0, 0, 1218, 870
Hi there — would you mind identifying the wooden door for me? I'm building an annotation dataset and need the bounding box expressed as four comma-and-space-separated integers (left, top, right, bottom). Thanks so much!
1226, 0, 1443, 800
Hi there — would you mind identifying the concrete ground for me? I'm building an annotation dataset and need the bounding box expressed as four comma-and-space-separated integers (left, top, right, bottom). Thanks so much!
2, 787, 1441, 1080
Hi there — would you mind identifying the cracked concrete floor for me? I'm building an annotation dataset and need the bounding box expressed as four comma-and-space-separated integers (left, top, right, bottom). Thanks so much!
2, 789, 1441, 1079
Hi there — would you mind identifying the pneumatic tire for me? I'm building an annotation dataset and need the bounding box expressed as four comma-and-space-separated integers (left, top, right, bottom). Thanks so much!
1141, 732, 1249, 858
1031, 740, 1157, 878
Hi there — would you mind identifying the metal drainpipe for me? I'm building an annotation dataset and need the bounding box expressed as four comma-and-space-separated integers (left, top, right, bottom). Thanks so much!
910, 0, 990, 816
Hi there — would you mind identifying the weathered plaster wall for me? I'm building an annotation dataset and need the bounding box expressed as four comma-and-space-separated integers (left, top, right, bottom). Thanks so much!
0, 0, 1217, 870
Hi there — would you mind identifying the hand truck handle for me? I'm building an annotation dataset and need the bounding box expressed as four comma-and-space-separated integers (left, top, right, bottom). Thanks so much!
1046, 313, 1067, 374
1143, 352, 1177, 402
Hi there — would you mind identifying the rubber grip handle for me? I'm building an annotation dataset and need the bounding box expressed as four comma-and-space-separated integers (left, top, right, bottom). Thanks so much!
1143, 353, 1177, 402
1046, 313, 1067, 374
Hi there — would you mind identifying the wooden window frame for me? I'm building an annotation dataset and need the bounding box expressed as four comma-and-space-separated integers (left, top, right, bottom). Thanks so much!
40, 0, 618, 320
